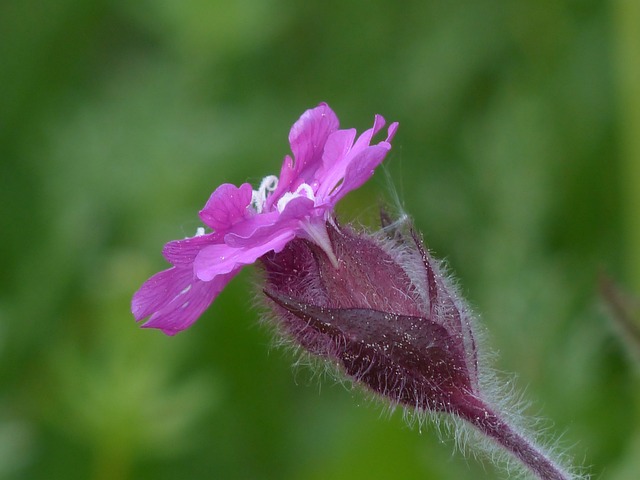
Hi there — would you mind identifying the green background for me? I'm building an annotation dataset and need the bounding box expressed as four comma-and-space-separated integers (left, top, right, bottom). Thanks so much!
1, 1, 638, 479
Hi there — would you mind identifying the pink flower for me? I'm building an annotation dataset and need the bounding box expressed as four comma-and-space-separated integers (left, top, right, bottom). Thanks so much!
132, 103, 398, 335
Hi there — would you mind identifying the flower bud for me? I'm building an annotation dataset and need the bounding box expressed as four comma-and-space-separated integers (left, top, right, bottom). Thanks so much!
261, 219, 478, 413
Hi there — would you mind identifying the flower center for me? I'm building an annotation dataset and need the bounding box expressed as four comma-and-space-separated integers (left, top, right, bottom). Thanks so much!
251, 175, 317, 214
250, 175, 336, 267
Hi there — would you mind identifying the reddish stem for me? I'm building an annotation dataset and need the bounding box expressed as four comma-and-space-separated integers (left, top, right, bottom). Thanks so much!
453, 396, 571, 480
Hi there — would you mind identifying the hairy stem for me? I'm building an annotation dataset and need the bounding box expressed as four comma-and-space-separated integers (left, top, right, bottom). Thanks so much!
454, 397, 571, 480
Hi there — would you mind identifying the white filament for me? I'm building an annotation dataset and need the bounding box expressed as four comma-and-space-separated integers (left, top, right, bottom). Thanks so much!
251, 175, 279, 213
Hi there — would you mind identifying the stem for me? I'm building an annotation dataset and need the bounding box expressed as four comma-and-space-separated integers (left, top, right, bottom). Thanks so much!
613, 0, 640, 292
454, 397, 571, 480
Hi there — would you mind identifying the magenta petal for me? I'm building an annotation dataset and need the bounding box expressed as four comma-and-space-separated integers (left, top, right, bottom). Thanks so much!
162, 232, 220, 265
132, 266, 236, 335
225, 210, 281, 243
314, 129, 358, 200
269, 104, 340, 206
199, 183, 253, 231
225, 197, 314, 248
350, 114, 386, 154
193, 244, 246, 279
224, 219, 296, 248
278, 195, 316, 220
314, 117, 397, 203
330, 144, 391, 204
195, 229, 296, 281
322, 129, 357, 168
386, 122, 399, 143
132, 267, 180, 321
289, 104, 340, 177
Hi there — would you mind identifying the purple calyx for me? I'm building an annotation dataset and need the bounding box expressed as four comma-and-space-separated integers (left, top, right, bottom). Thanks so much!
261, 221, 479, 413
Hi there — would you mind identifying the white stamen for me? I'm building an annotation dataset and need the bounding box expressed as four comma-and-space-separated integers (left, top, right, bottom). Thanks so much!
276, 183, 316, 213
186, 227, 206, 239
296, 183, 314, 199
251, 175, 279, 213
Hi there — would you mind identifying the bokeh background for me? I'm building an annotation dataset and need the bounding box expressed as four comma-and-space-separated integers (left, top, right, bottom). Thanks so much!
1, 1, 639, 479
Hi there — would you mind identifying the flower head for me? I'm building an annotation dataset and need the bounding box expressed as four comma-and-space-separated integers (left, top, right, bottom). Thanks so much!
132, 104, 582, 480
132, 103, 398, 335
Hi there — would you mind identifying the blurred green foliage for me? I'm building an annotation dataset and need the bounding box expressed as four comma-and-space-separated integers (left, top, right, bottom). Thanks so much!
1, 1, 637, 479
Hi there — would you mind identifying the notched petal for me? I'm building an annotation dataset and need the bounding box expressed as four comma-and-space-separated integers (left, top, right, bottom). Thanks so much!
195, 229, 296, 281
287, 103, 340, 183
330, 144, 390, 203
132, 266, 235, 335
162, 232, 220, 265
199, 183, 253, 231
